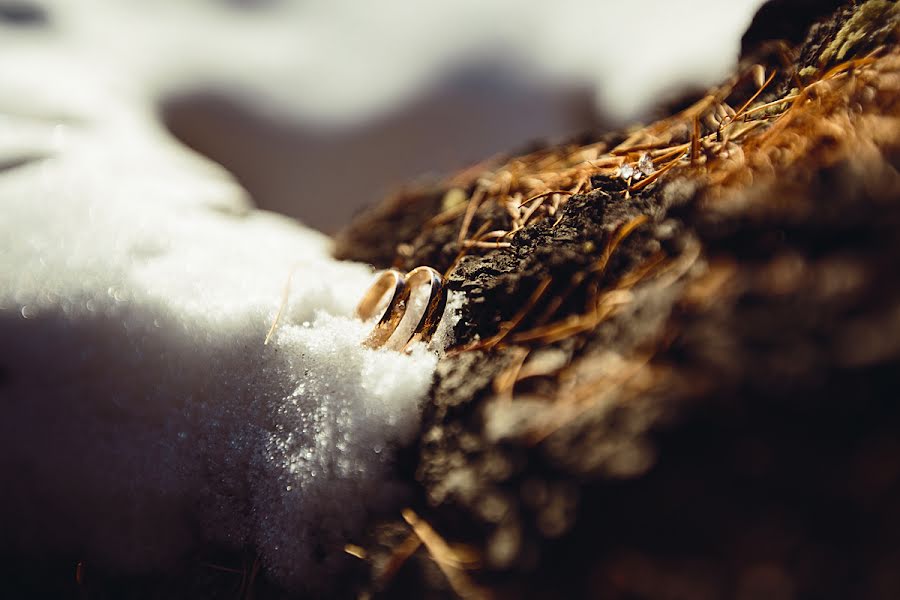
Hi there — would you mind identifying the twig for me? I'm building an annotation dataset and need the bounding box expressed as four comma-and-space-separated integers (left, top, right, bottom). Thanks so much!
465, 277, 553, 351
492, 346, 530, 403
457, 187, 486, 244
264, 263, 306, 345
732, 68, 777, 122
444, 220, 493, 278
461, 240, 512, 249
376, 533, 422, 590
402, 509, 488, 600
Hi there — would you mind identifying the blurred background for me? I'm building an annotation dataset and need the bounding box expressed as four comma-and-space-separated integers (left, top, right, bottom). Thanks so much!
1, 0, 765, 232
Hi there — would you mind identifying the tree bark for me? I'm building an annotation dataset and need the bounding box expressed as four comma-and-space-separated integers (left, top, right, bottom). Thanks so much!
337, 2, 900, 597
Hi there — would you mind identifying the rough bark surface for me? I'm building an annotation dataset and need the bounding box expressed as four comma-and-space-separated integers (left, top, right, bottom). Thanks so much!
335, 2, 900, 598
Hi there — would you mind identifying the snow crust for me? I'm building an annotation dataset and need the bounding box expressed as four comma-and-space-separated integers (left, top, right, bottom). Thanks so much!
0, 41, 452, 591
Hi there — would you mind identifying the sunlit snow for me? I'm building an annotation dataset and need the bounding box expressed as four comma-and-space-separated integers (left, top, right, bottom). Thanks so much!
0, 29, 450, 592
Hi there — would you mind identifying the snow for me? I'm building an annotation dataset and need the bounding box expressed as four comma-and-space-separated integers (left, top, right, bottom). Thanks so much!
0, 37, 458, 592
33, 0, 765, 125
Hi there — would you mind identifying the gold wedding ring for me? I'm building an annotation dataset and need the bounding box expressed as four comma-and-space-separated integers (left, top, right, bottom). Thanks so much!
355, 266, 447, 351
356, 269, 408, 348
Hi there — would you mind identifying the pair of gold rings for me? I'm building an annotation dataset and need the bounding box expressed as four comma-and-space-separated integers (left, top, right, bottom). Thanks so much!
355, 266, 447, 351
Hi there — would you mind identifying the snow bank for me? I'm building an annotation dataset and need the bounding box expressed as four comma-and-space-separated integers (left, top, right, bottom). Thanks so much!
0, 41, 451, 592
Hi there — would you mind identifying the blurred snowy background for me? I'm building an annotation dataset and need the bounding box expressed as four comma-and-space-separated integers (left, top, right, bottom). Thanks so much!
1, 0, 764, 230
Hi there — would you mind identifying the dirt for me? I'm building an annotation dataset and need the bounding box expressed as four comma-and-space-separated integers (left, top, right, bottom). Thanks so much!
334, 2, 900, 598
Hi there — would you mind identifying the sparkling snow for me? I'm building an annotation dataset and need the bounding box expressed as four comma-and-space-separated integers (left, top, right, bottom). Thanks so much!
0, 33, 453, 592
